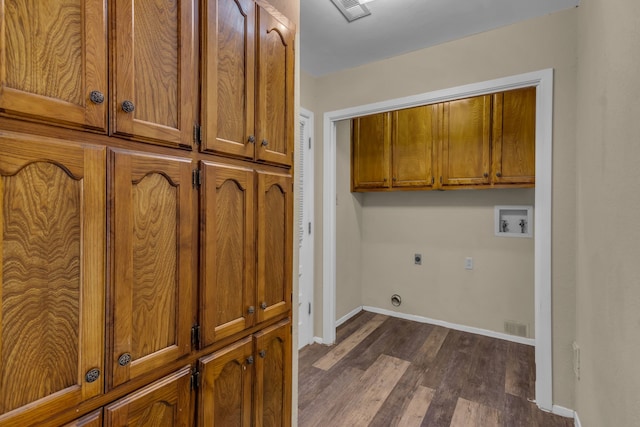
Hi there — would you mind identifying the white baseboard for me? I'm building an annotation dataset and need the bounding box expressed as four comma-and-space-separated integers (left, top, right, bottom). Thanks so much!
362, 306, 535, 346
313, 336, 324, 345
336, 306, 364, 327
552, 405, 575, 419
574, 411, 582, 427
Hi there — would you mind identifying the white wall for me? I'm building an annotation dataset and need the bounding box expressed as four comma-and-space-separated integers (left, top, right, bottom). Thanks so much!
575, 0, 640, 424
306, 8, 578, 408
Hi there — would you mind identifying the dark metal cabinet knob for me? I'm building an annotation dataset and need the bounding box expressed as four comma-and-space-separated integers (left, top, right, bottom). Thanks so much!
248, 135, 256, 143
496, 172, 502, 177
121, 100, 135, 113
260, 302, 267, 310
248, 306, 255, 314
85, 368, 101, 383
246, 356, 254, 365
89, 90, 104, 104
259, 350, 266, 358
483, 172, 489, 178
118, 353, 132, 366
261, 139, 269, 147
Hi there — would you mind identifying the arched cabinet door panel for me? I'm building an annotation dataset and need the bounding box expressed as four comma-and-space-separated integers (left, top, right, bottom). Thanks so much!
108, 148, 194, 389
0, 132, 105, 426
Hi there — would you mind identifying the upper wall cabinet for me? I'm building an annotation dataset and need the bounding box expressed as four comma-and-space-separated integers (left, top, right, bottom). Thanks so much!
392, 105, 436, 188
201, 0, 294, 167
351, 89, 536, 192
0, 132, 105, 426
0, 0, 108, 131
0, 0, 197, 148
438, 95, 492, 187
351, 112, 391, 191
491, 87, 536, 185
111, 0, 196, 148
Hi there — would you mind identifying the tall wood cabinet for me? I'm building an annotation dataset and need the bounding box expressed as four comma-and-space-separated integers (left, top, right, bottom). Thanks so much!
0, 0, 295, 425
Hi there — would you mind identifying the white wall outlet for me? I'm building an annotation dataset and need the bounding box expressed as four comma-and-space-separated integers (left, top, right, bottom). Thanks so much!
465, 257, 473, 270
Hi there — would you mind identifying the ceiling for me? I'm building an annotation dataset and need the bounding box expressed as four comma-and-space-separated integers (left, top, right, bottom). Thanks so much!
300, 0, 579, 77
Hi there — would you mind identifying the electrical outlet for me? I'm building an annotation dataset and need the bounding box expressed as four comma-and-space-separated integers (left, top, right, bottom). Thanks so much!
465, 257, 473, 270
414, 253, 422, 265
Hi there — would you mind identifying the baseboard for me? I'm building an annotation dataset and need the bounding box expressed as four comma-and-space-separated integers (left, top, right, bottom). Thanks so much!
552, 405, 575, 419
574, 411, 582, 427
362, 306, 535, 346
313, 336, 324, 345
336, 306, 364, 327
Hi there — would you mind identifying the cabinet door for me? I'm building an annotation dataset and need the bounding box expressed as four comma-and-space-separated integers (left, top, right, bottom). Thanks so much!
492, 87, 536, 185
109, 149, 194, 389
63, 410, 103, 427
0, 0, 107, 131
198, 337, 253, 427
105, 366, 192, 427
351, 112, 391, 190
392, 105, 436, 188
201, 162, 255, 347
256, 172, 292, 324
112, 0, 195, 148
254, 320, 291, 427
255, 4, 295, 166
439, 95, 491, 187
201, 0, 255, 159
0, 133, 105, 426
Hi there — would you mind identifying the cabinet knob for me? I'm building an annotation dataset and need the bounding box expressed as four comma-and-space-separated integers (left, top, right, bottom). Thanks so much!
118, 353, 132, 367
261, 139, 269, 147
259, 350, 266, 358
383, 178, 388, 182
483, 172, 489, 178
121, 100, 135, 113
248, 135, 256, 143
260, 302, 267, 310
496, 172, 502, 177
246, 356, 254, 365
85, 368, 101, 383
392, 177, 397, 181
89, 90, 104, 104
248, 306, 255, 314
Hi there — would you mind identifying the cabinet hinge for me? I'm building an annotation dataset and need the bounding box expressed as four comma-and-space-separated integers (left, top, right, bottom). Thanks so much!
191, 324, 201, 349
193, 124, 202, 145
192, 169, 201, 189
191, 369, 200, 390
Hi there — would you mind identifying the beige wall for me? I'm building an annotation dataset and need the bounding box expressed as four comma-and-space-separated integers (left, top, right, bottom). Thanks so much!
307, 8, 578, 408
575, 0, 640, 425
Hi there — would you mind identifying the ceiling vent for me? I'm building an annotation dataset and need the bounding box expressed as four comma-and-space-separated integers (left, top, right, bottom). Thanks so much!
330, 0, 371, 22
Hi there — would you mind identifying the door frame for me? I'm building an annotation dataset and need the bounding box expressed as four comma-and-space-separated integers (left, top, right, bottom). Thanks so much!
321, 69, 554, 410
298, 107, 315, 349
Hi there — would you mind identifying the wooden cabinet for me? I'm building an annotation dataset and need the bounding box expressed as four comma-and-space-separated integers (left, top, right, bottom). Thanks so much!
0, 0, 197, 147
392, 105, 436, 188
105, 367, 192, 427
352, 90, 535, 192
351, 112, 391, 191
0, 0, 108, 131
109, 149, 194, 389
198, 320, 291, 427
0, 132, 106, 426
202, 0, 294, 167
200, 165, 292, 347
438, 95, 492, 188
200, 162, 256, 346
256, 172, 293, 324
111, 0, 196, 148
492, 87, 536, 184
0, 0, 294, 424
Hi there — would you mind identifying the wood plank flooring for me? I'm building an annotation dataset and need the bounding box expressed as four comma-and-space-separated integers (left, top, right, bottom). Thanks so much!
298, 311, 573, 427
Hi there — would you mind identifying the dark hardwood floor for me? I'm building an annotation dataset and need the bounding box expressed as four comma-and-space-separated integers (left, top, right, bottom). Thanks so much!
298, 311, 573, 427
